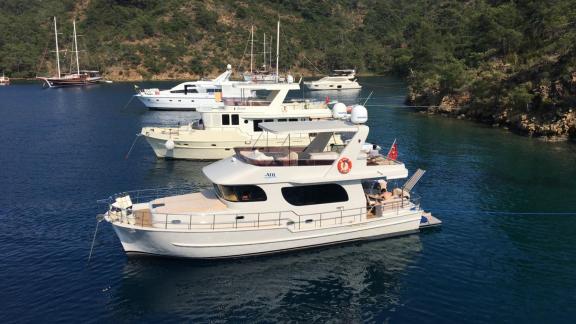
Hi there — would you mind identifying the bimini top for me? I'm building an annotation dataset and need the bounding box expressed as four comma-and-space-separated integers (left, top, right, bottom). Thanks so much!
258, 120, 359, 134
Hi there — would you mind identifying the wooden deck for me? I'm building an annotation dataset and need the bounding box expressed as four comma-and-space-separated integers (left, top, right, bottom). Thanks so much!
133, 208, 153, 227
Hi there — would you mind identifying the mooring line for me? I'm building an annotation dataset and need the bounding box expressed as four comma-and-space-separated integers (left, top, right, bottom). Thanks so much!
88, 214, 105, 263
124, 134, 142, 160
430, 209, 576, 215
121, 95, 135, 110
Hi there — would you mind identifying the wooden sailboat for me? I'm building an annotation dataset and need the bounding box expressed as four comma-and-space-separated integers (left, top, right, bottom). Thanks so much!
37, 17, 103, 88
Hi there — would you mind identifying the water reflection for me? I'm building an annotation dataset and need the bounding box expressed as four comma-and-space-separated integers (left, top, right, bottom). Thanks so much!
112, 235, 422, 321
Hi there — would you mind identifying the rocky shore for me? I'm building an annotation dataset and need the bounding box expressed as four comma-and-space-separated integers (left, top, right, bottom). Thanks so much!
407, 72, 576, 142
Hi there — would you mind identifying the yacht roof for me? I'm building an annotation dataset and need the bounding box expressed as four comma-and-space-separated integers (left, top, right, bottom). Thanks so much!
259, 120, 359, 134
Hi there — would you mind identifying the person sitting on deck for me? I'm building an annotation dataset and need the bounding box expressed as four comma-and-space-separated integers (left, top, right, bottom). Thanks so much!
369, 144, 380, 158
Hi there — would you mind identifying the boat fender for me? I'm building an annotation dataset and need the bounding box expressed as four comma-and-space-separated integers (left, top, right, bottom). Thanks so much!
165, 139, 175, 150
337, 157, 352, 174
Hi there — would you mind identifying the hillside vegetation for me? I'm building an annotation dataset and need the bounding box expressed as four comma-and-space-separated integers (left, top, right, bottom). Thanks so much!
1, 0, 575, 139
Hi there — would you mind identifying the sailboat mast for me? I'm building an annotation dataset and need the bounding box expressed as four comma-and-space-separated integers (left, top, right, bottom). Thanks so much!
250, 25, 254, 74
269, 35, 272, 70
263, 33, 266, 70
73, 20, 80, 75
53, 17, 61, 78
276, 20, 280, 81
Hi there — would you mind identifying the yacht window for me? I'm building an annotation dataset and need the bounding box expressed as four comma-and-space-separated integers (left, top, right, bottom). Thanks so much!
171, 89, 197, 94
214, 184, 267, 202
278, 119, 287, 122
289, 118, 298, 122
264, 119, 273, 122
253, 119, 263, 132
281, 184, 349, 206
222, 114, 230, 125
231, 114, 239, 125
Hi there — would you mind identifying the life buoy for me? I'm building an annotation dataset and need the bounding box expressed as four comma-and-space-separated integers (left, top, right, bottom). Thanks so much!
337, 157, 352, 174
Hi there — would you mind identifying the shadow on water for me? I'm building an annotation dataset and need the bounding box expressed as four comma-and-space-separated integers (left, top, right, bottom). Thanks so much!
111, 235, 423, 322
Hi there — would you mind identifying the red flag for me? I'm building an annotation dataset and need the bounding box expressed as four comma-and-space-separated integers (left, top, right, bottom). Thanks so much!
325, 96, 330, 104
387, 140, 398, 160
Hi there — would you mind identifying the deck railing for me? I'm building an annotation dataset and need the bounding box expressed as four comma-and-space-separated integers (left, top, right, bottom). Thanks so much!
109, 196, 420, 232
98, 185, 201, 206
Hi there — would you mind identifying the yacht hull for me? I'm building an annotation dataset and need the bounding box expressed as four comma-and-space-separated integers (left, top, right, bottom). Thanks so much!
109, 211, 422, 259
304, 82, 362, 91
144, 133, 313, 160
135, 94, 223, 110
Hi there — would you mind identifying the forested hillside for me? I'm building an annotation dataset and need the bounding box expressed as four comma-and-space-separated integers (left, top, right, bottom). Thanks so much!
1, 0, 575, 139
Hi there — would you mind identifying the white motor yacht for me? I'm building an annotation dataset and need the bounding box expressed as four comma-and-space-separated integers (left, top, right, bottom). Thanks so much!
134, 64, 252, 111
304, 69, 362, 91
141, 78, 341, 160
102, 108, 440, 259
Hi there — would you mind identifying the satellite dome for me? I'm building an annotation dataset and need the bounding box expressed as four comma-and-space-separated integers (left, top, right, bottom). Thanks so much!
332, 102, 347, 119
350, 105, 368, 124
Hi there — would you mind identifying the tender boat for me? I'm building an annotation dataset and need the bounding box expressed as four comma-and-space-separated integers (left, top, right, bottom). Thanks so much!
134, 64, 252, 111
37, 17, 104, 88
101, 107, 439, 259
0, 73, 9, 86
141, 77, 342, 160
304, 69, 362, 91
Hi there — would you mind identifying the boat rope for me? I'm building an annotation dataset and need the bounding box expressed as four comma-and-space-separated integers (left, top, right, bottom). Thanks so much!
429, 209, 576, 216
121, 95, 135, 110
87, 214, 105, 263
302, 54, 324, 75
362, 91, 374, 105
124, 134, 142, 160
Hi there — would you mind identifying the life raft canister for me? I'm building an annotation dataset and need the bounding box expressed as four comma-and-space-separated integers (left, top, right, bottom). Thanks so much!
337, 157, 352, 174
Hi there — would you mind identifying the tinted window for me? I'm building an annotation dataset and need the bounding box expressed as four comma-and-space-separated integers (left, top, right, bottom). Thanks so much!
214, 184, 267, 202
281, 184, 348, 206
231, 114, 239, 125
253, 119, 263, 132
222, 114, 230, 125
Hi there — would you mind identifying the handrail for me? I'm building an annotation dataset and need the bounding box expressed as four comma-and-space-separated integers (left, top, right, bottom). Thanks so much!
110, 197, 420, 232
97, 185, 204, 205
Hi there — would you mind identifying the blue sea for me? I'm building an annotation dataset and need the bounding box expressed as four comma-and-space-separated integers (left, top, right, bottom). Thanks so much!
1, 78, 575, 323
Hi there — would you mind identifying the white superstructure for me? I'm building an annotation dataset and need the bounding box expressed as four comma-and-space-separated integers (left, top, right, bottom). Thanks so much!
134, 64, 251, 111
141, 79, 339, 160
304, 69, 362, 91
102, 113, 438, 259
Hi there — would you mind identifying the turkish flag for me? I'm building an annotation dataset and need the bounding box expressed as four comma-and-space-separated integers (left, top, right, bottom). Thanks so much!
387, 141, 398, 160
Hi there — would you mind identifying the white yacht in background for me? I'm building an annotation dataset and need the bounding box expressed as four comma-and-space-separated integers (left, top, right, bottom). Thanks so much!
304, 69, 362, 91
134, 64, 252, 111
0, 73, 9, 86
102, 109, 440, 259
141, 78, 341, 160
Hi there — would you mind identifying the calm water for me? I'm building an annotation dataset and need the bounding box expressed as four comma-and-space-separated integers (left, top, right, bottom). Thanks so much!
1, 78, 575, 323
